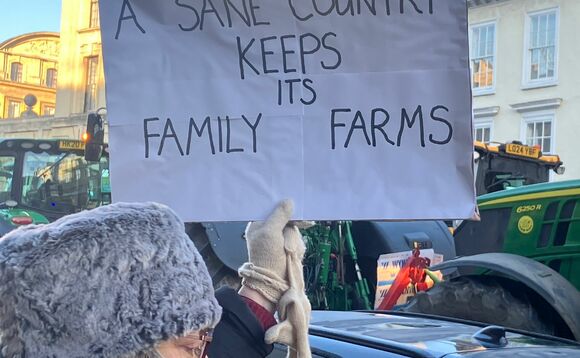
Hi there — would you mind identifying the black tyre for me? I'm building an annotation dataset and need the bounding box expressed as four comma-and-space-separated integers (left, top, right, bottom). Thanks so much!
404, 276, 554, 335
185, 223, 241, 290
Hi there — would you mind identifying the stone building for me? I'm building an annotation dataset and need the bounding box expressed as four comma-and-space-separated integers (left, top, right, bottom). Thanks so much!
55, 0, 106, 117
468, 0, 580, 180
0, 32, 59, 119
0, 0, 106, 140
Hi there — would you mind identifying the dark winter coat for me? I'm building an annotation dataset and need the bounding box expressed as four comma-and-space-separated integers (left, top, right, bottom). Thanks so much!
208, 287, 274, 358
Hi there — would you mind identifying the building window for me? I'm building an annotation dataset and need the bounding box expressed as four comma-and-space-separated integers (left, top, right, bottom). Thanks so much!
89, 0, 100, 28
7, 100, 21, 118
46, 68, 58, 88
523, 114, 554, 153
10, 62, 22, 82
524, 9, 559, 86
470, 22, 496, 94
84, 56, 99, 112
42, 104, 56, 116
474, 119, 493, 143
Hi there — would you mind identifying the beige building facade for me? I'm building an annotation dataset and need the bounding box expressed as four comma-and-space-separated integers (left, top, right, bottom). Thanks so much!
56, 0, 106, 117
468, 0, 580, 180
0, 32, 59, 119
0, 0, 106, 140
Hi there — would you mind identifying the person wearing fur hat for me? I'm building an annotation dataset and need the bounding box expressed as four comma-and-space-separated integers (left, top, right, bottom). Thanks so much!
0, 202, 221, 358
0, 200, 311, 358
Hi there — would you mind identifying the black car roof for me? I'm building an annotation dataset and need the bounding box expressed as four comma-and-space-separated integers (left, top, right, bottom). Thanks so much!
309, 311, 579, 357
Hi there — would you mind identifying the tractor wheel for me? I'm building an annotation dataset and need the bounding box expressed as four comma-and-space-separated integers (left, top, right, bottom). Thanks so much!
403, 276, 554, 335
185, 223, 241, 290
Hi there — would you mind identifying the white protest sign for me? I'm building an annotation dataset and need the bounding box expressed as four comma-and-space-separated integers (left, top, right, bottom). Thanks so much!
99, 0, 476, 222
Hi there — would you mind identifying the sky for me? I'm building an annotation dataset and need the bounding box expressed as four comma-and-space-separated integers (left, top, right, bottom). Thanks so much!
0, 0, 61, 43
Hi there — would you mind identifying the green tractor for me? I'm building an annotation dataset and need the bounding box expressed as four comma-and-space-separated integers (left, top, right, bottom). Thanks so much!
460, 180, 579, 289
405, 180, 580, 341
398, 142, 578, 341
0, 138, 110, 236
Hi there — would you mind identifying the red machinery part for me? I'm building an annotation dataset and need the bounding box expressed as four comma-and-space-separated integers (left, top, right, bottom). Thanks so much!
378, 248, 430, 311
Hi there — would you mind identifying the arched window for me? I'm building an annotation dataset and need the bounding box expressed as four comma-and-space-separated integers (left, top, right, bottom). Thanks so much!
46, 68, 58, 88
10, 62, 22, 82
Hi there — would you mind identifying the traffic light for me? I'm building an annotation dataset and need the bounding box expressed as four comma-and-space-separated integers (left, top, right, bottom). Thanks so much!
84, 112, 105, 162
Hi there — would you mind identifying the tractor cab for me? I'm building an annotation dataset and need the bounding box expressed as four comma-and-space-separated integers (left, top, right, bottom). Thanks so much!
0, 139, 110, 234
474, 141, 564, 195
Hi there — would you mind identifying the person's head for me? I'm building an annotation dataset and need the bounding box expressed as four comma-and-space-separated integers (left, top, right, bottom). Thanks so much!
0, 202, 221, 358
139, 329, 213, 358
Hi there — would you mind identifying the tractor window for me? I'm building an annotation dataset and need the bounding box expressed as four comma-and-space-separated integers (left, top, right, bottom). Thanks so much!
554, 200, 577, 247
537, 201, 558, 248
560, 200, 576, 219
544, 201, 558, 221
537, 224, 552, 248
0, 156, 15, 202
21, 151, 110, 215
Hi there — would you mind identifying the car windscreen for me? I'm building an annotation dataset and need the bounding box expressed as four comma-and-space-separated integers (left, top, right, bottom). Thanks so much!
21, 151, 110, 215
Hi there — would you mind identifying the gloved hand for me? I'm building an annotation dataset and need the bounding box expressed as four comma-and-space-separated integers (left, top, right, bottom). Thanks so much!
264, 219, 312, 358
238, 200, 294, 304
238, 200, 312, 358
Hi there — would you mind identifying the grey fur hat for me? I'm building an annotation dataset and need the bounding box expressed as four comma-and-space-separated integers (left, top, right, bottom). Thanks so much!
0, 202, 222, 358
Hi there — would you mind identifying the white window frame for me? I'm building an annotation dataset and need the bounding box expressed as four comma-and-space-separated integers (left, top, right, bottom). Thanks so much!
522, 7, 560, 89
520, 110, 556, 154
473, 118, 494, 143
42, 103, 56, 116
469, 20, 497, 96
7, 99, 21, 118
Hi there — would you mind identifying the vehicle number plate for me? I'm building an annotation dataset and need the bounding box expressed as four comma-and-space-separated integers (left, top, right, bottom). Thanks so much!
59, 140, 85, 150
506, 144, 540, 159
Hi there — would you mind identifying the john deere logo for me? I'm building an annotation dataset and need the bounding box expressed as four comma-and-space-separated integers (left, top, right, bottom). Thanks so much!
518, 216, 534, 234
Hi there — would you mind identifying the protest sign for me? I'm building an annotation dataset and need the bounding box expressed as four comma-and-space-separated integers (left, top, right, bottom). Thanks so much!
99, 0, 476, 221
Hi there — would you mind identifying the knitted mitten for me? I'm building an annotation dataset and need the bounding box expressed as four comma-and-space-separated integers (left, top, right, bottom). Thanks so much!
238, 200, 293, 304
238, 200, 312, 358
264, 223, 312, 358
